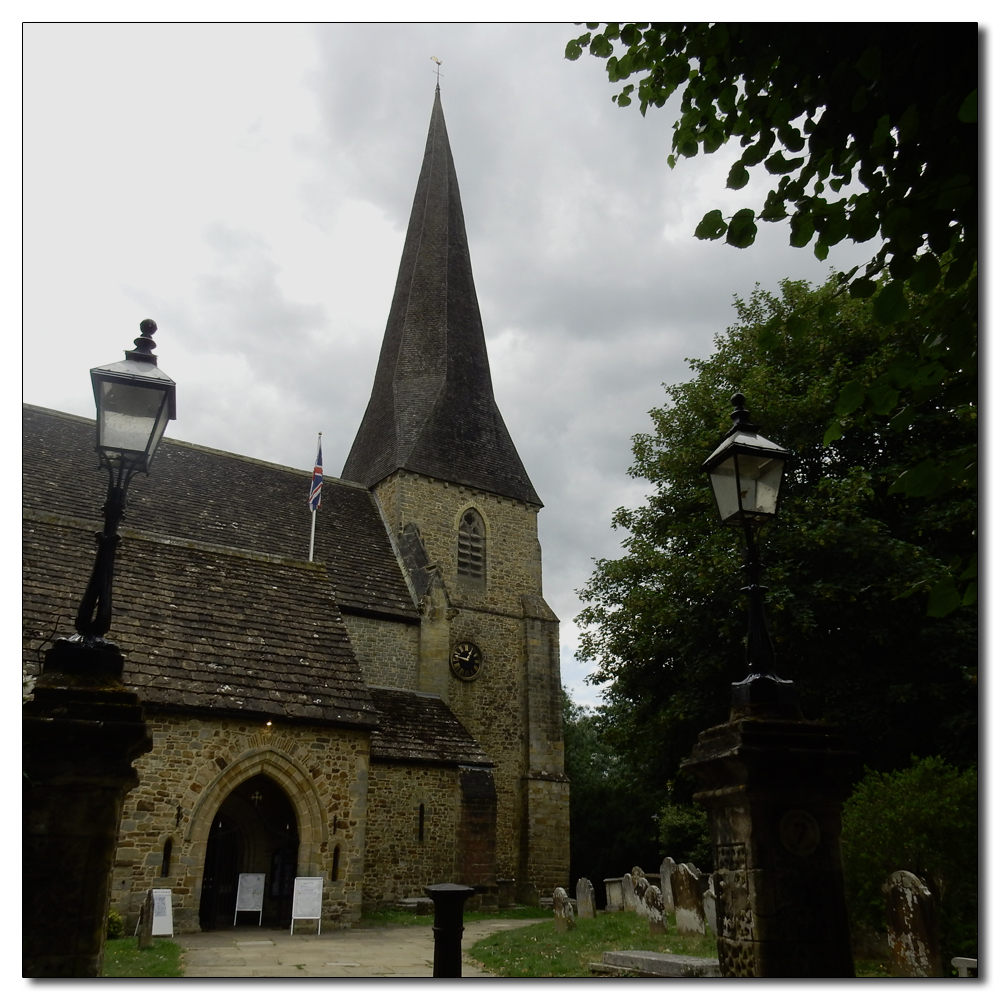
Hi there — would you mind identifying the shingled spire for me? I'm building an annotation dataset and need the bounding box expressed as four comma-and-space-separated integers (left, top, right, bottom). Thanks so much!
342, 87, 541, 507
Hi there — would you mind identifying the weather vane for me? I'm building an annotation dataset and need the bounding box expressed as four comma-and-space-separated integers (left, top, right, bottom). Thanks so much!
431, 56, 443, 85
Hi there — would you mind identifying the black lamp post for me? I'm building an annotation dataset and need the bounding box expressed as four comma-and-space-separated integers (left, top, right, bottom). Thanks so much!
23, 320, 174, 977
75, 318, 176, 641
701, 393, 794, 708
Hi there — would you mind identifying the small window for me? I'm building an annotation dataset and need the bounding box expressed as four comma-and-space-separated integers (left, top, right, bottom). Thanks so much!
457, 509, 485, 584
331, 844, 341, 881
161, 838, 173, 877
418, 803, 426, 843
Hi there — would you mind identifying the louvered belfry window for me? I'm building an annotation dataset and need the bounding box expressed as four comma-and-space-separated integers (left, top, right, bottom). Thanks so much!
457, 508, 486, 583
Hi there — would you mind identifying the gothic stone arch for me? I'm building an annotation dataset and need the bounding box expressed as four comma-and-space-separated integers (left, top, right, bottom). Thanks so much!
184, 746, 329, 923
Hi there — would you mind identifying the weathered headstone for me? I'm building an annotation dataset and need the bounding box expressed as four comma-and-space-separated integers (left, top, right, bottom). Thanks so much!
496, 878, 516, 909
645, 884, 665, 935
703, 875, 718, 936
634, 877, 652, 920
883, 871, 942, 977
553, 887, 575, 933
137, 890, 154, 950
519, 882, 541, 908
659, 857, 677, 913
671, 863, 707, 936
576, 878, 596, 920
604, 878, 624, 912
621, 872, 639, 912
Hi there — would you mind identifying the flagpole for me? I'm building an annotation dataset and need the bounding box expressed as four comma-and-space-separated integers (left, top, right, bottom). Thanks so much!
308, 432, 322, 562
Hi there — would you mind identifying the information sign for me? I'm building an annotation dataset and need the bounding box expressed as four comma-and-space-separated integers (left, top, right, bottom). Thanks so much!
234, 873, 266, 926
290, 877, 324, 935
151, 888, 173, 937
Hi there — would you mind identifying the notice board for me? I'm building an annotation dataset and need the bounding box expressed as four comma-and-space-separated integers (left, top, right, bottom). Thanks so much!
290, 877, 323, 935
151, 888, 173, 937
235, 873, 266, 925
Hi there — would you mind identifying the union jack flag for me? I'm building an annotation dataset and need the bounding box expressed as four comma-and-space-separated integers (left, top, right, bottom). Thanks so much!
308, 440, 323, 511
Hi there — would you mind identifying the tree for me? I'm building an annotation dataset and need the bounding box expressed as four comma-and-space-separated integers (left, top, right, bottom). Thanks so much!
565, 24, 978, 595
841, 757, 978, 963
562, 690, 661, 900
575, 277, 976, 802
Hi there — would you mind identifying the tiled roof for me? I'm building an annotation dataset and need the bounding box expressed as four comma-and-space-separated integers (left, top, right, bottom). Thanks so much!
22, 405, 418, 622
341, 88, 541, 507
369, 687, 493, 767
23, 514, 379, 727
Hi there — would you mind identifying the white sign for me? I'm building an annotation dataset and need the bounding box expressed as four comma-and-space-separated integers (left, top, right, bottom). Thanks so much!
235, 873, 266, 925
151, 888, 173, 937
290, 877, 323, 935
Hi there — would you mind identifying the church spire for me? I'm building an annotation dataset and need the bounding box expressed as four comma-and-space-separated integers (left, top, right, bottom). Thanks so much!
342, 89, 541, 507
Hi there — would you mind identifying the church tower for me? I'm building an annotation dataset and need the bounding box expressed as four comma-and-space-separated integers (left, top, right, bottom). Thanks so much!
343, 87, 569, 897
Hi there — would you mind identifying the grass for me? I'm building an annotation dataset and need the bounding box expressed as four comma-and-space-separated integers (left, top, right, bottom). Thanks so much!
101, 937, 184, 977
359, 904, 553, 927
469, 910, 718, 978
467, 910, 900, 978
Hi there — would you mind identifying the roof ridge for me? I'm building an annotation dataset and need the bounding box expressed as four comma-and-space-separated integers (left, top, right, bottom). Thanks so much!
23, 509, 336, 571
22, 402, 372, 490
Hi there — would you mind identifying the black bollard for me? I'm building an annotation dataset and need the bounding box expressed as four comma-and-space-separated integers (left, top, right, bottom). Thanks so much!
425, 883, 477, 977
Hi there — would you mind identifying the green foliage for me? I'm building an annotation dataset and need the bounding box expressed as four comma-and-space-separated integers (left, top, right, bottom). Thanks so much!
658, 804, 711, 872
841, 757, 978, 961
101, 937, 183, 977
106, 908, 124, 941
566, 23, 978, 546
575, 278, 976, 802
563, 690, 661, 897
565, 23, 975, 289
469, 910, 716, 977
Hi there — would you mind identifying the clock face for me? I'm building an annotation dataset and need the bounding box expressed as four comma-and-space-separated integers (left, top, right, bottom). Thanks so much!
450, 641, 483, 680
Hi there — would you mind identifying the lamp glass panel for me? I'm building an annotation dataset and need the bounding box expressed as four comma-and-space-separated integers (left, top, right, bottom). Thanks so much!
708, 456, 741, 522
736, 452, 785, 517
97, 380, 170, 469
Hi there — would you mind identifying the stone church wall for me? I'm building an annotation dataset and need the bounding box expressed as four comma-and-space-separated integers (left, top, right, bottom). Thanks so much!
340, 613, 419, 689
362, 762, 460, 906
372, 470, 569, 895
111, 713, 371, 932
374, 472, 544, 616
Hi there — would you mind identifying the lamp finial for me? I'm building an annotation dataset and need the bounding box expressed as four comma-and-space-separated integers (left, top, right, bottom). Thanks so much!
127, 319, 158, 363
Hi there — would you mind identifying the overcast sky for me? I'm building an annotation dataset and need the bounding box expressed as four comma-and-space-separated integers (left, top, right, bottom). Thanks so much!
23, 20, 945, 705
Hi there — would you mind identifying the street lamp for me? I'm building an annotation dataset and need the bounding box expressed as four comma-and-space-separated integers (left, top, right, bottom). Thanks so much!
23, 319, 173, 977
75, 319, 176, 641
701, 393, 794, 707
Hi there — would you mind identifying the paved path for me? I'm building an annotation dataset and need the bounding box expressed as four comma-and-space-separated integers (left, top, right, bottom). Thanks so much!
176, 918, 545, 977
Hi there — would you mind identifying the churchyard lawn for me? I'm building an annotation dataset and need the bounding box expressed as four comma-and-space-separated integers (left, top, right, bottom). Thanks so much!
101, 937, 183, 977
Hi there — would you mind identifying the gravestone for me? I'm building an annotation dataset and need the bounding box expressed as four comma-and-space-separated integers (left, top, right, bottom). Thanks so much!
519, 882, 541, 908
604, 878, 624, 912
660, 857, 677, 913
621, 872, 639, 912
496, 878, 516, 909
645, 884, 665, 935
671, 863, 707, 936
553, 888, 575, 933
634, 877, 652, 920
576, 878, 596, 920
883, 871, 942, 977
137, 890, 153, 950
703, 875, 719, 936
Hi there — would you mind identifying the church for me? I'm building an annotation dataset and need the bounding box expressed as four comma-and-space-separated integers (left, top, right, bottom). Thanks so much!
22, 87, 570, 933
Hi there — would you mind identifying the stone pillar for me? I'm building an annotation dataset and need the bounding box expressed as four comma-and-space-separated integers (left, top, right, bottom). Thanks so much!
681, 706, 857, 978
23, 638, 152, 977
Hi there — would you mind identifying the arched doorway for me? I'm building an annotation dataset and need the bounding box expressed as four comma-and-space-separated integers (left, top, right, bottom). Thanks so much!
198, 774, 300, 930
